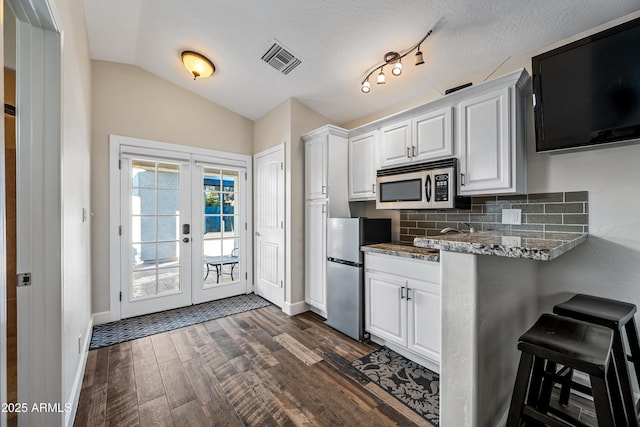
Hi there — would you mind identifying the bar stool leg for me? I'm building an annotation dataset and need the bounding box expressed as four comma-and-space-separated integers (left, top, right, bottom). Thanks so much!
590, 371, 616, 427
537, 361, 556, 412
606, 357, 630, 426
625, 319, 640, 389
612, 332, 639, 426
559, 368, 572, 406
507, 352, 535, 427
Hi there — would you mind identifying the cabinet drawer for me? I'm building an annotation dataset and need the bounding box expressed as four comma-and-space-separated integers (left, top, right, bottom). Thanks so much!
365, 253, 439, 284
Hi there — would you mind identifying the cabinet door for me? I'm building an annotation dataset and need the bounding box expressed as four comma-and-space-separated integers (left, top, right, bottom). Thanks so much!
305, 200, 327, 313
458, 87, 512, 195
379, 120, 411, 168
305, 136, 327, 200
365, 271, 407, 346
407, 279, 441, 362
413, 107, 453, 162
349, 132, 377, 201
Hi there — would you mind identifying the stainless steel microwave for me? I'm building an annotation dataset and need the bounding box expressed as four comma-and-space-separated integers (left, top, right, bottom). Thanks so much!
375, 159, 470, 210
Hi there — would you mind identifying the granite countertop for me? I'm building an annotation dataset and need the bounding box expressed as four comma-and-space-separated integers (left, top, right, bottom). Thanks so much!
361, 242, 440, 262
413, 231, 588, 261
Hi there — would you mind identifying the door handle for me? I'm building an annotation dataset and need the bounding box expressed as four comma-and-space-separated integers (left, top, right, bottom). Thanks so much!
182, 237, 190, 243
400, 286, 406, 300
407, 288, 412, 301
425, 174, 432, 203
321, 185, 326, 195
372, 183, 376, 194
412, 146, 417, 157
460, 173, 465, 186
322, 204, 326, 214
406, 147, 411, 158
255, 231, 261, 237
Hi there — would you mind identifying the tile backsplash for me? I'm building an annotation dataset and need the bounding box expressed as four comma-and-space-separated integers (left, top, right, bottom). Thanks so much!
399, 191, 589, 243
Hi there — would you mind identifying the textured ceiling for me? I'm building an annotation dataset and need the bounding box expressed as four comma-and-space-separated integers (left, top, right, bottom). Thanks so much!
84, 0, 640, 123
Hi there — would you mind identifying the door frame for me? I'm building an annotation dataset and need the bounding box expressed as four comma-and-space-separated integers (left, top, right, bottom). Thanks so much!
108, 134, 253, 322
253, 143, 285, 307
7, 0, 64, 425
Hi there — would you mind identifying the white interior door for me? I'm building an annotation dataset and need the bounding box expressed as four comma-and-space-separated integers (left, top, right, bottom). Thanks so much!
120, 148, 192, 318
254, 145, 285, 307
191, 162, 247, 303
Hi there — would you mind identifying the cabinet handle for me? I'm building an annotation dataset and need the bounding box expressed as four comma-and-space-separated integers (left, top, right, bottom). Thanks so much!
372, 184, 376, 194
322, 204, 326, 213
460, 173, 465, 186
407, 288, 412, 301
321, 185, 326, 195
406, 147, 411, 158
400, 286, 406, 300
412, 146, 417, 157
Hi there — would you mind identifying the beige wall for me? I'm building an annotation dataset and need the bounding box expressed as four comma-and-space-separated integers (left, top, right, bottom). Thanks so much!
54, 0, 94, 415
91, 60, 253, 314
253, 98, 290, 154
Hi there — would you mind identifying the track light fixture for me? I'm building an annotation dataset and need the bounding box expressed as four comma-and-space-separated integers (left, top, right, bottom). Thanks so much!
360, 29, 433, 94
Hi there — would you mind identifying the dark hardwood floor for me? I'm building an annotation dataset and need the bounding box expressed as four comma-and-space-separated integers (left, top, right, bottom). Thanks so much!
74, 305, 433, 426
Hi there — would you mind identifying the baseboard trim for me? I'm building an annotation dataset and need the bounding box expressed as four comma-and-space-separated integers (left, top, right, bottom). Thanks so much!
65, 317, 93, 427
92, 311, 112, 325
283, 301, 309, 316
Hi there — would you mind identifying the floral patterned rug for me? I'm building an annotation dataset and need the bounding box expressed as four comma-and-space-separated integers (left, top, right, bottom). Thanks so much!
351, 347, 439, 426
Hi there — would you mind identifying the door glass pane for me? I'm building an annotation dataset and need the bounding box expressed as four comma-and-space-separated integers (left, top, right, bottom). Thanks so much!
129, 158, 182, 300
202, 167, 241, 288
158, 216, 179, 241
158, 163, 180, 189
158, 190, 179, 214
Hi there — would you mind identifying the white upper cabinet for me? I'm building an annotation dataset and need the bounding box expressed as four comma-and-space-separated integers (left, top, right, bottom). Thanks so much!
379, 120, 412, 168
378, 108, 453, 169
457, 71, 528, 196
348, 131, 378, 201
412, 107, 453, 162
347, 69, 529, 198
304, 134, 328, 200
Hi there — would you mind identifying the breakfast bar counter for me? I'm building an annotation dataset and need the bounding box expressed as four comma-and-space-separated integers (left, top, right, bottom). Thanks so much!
414, 231, 587, 261
361, 242, 440, 262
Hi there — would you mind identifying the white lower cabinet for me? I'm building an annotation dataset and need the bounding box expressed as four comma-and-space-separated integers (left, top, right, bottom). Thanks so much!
364, 253, 441, 365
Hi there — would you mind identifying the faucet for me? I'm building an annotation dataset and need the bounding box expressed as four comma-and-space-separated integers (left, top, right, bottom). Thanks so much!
440, 222, 476, 235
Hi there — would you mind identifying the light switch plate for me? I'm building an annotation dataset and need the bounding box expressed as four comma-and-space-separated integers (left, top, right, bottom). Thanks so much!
502, 209, 522, 225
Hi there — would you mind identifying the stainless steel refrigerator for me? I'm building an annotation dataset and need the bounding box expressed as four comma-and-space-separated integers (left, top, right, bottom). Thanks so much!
326, 218, 391, 341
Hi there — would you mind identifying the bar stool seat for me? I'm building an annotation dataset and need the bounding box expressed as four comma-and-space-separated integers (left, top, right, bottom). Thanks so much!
507, 314, 626, 426
554, 294, 640, 426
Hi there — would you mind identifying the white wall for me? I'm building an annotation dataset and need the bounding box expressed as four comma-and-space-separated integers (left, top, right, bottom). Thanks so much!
91, 60, 254, 315
344, 11, 640, 323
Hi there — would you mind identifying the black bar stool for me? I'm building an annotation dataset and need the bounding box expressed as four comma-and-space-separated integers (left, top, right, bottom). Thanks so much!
507, 314, 626, 426
554, 294, 640, 426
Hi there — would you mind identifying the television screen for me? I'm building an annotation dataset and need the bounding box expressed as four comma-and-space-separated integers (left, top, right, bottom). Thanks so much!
532, 16, 640, 152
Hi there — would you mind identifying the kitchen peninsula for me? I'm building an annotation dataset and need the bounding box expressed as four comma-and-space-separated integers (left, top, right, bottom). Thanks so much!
414, 230, 588, 426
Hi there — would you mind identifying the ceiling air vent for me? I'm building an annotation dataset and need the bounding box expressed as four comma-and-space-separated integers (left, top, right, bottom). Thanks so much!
261, 41, 301, 75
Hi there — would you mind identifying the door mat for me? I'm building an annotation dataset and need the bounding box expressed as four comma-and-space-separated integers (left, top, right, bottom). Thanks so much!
351, 347, 439, 426
89, 293, 271, 350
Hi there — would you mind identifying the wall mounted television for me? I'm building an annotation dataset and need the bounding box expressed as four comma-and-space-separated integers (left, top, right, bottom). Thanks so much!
532, 16, 640, 152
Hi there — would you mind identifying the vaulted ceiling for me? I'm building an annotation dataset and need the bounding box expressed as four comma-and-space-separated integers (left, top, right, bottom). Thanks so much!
84, 0, 640, 123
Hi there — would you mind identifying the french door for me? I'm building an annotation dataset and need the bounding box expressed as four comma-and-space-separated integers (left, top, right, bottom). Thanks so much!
119, 145, 247, 318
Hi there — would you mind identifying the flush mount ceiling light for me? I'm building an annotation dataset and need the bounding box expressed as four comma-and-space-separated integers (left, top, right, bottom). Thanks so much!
181, 50, 215, 80
360, 29, 433, 93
